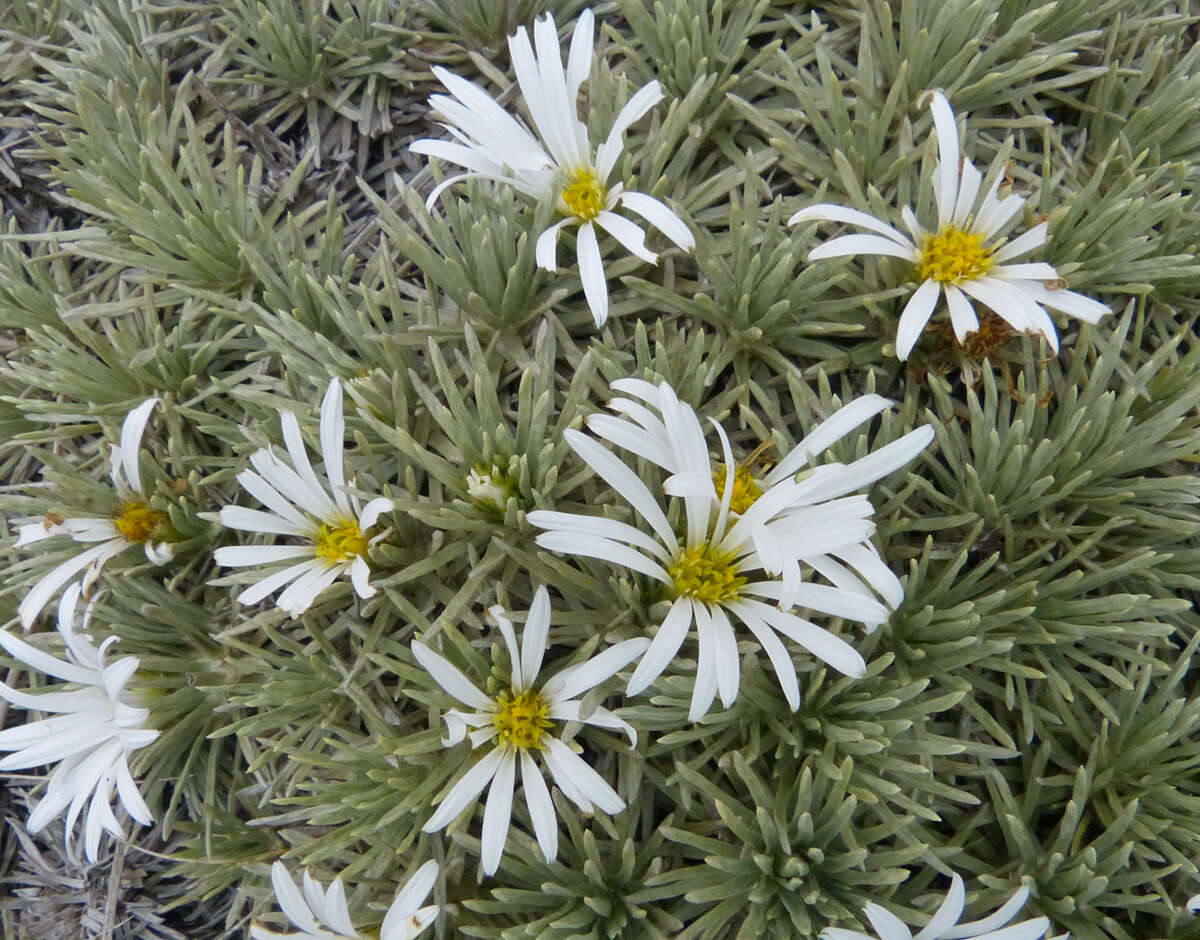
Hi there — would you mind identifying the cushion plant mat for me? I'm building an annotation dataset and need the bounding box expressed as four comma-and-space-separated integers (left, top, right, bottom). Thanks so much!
0, 0, 1199, 938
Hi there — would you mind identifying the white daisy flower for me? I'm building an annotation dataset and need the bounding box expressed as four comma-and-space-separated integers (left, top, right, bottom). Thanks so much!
822, 873, 1055, 940
213, 378, 394, 619
14, 398, 174, 629
410, 9, 695, 327
0, 583, 158, 862
251, 858, 439, 940
413, 586, 648, 876
584, 378, 935, 632
529, 381, 929, 720
790, 90, 1110, 360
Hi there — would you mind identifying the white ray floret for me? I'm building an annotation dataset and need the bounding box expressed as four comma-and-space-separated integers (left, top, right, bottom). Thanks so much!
0, 584, 158, 862
822, 873, 1056, 940
252, 859, 439, 940
530, 380, 932, 720
14, 398, 174, 629
414, 586, 647, 876
213, 378, 394, 619
790, 90, 1109, 360
410, 9, 694, 327
585, 378, 934, 631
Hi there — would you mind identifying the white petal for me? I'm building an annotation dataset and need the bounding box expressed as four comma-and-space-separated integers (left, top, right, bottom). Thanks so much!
215, 544, 315, 568
895, 279, 941, 360
520, 586, 551, 689
991, 262, 1059, 281
322, 877, 358, 937
801, 425, 935, 501
689, 600, 720, 722
810, 234, 920, 262
250, 448, 338, 521
943, 283, 979, 342
565, 8, 594, 102
832, 543, 905, 610
536, 217, 574, 271
543, 738, 624, 815
15, 520, 67, 547
974, 190, 1025, 238
595, 82, 663, 180
952, 160, 982, 227
595, 210, 657, 264
864, 902, 915, 940
0, 631, 96, 685
118, 398, 159, 495
941, 885, 1029, 939
381, 860, 440, 938
219, 505, 310, 537
709, 605, 740, 709
271, 862, 324, 935
281, 412, 340, 521
480, 748, 516, 876
900, 204, 925, 243
113, 754, 153, 826
992, 221, 1048, 262
532, 14, 586, 168
232, 557, 318, 607
626, 597, 693, 696
234, 468, 312, 530
1018, 281, 1110, 324
349, 555, 374, 599
489, 604, 523, 691
616, 191, 695, 251
914, 873, 965, 940
539, 738, 593, 813
789, 204, 915, 250
534, 530, 671, 584
562, 429, 678, 552
319, 379, 351, 516
734, 603, 800, 710
527, 509, 672, 563
547, 700, 638, 745
424, 746, 505, 834
411, 641, 493, 710
767, 394, 892, 485
730, 599, 866, 678
576, 223, 609, 327
541, 637, 651, 704
20, 539, 127, 630
358, 497, 393, 530
62, 518, 122, 542
959, 277, 1060, 348
919, 89, 961, 227
520, 750, 558, 862
276, 562, 344, 618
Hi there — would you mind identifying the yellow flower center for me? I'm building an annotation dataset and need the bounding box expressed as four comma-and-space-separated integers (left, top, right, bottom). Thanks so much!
669, 543, 746, 604
493, 689, 553, 750
916, 227, 994, 284
712, 465, 763, 515
314, 518, 368, 563
561, 168, 606, 222
113, 502, 168, 543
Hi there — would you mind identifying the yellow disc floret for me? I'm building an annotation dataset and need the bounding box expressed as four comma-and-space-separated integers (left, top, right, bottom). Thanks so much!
113, 502, 168, 543
916, 227, 994, 284
314, 518, 368, 563
712, 465, 763, 515
493, 689, 553, 750
561, 168, 606, 222
669, 543, 746, 604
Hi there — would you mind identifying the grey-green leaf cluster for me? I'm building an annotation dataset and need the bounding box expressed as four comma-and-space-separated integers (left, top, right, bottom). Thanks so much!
0, 1, 1197, 939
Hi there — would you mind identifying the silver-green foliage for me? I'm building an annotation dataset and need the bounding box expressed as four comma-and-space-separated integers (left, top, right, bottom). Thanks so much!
0, 0, 1198, 938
